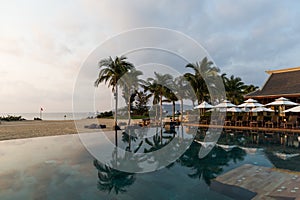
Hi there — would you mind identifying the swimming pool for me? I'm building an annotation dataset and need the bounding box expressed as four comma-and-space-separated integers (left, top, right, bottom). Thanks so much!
1, 127, 300, 199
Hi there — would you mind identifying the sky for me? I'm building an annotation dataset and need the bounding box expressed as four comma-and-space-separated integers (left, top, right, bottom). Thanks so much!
1, 0, 300, 113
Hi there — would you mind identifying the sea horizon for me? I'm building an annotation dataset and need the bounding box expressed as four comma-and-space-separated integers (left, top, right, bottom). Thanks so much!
0, 112, 96, 121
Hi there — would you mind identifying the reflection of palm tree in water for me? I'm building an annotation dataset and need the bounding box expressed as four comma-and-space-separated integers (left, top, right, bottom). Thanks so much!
144, 128, 174, 153
122, 130, 138, 152
93, 160, 136, 194
227, 147, 246, 163
94, 128, 147, 194
179, 142, 246, 185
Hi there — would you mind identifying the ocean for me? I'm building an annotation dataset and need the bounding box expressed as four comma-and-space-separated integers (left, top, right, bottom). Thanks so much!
0, 104, 194, 121
0, 112, 95, 120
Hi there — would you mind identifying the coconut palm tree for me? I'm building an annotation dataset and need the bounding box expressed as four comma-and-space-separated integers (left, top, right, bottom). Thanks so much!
142, 81, 159, 121
119, 68, 143, 125
94, 56, 134, 146
244, 84, 259, 95
164, 91, 178, 121
222, 74, 247, 105
133, 90, 151, 116
184, 57, 220, 104
174, 76, 190, 122
144, 72, 173, 125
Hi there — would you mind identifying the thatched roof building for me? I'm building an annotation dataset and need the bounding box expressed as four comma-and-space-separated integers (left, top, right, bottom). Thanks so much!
245, 67, 300, 104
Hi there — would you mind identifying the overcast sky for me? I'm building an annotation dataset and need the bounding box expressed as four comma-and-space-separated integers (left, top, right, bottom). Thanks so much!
1, 0, 300, 113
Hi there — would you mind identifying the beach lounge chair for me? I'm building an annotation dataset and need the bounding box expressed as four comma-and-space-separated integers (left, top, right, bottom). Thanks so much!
242, 115, 249, 126
256, 115, 264, 127
271, 115, 279, 128
235, 115, 243, 126
224, 115, 232, 126
286, 115, 298, 129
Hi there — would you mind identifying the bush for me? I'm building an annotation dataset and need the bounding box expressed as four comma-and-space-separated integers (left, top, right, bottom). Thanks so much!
0, 115, 25, 121
96, 111, 113, 118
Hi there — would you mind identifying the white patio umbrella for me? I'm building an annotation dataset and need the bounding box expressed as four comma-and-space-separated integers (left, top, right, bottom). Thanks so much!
194, 101, 214, 116
194, 101, 213, 109
206, 108, 227, 112
227, 107, 243, 112
238, 98, 264, 108
283, 105, 300, 113
251, 107, 275, 112
266, 97, 298, 106
238, 99, 264, 121
214, 100, 236, 108
240, 107, 251, 112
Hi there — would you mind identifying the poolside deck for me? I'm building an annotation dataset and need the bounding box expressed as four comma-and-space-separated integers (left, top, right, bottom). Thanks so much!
212, 164, 300, 199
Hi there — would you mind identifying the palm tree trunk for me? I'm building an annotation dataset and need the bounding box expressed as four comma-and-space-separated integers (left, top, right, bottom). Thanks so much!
160, 94, 163, 127
128, 93, 131, 126
155, 104, 158, 125
115, 86, 118, 147
128, 130, 131, 151
180, 98, 183, 122
172, 100, 175, 121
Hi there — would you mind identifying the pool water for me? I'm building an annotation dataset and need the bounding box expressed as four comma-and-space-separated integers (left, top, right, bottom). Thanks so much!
1, 127, 300, 200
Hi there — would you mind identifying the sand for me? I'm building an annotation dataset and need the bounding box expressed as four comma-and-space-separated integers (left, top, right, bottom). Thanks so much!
0, 118, 129, 141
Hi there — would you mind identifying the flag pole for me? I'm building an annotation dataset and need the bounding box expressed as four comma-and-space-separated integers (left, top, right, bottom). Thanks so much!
40, 107, 43, 120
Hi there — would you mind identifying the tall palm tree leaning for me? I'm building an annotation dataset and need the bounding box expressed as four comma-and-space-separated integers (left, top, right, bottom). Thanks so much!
94, 56, 134, 146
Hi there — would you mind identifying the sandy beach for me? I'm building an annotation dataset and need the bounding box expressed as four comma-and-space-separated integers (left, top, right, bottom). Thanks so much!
0, 118, 122, 141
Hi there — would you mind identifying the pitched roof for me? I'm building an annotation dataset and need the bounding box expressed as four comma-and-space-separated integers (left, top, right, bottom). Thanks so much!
245, 67, 300, 98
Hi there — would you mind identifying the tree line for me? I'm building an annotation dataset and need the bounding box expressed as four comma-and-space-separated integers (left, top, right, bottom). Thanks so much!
94, 56, 258, 125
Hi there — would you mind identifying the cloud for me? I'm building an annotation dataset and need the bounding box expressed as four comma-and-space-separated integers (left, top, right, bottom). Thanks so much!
1, 0, 300, 112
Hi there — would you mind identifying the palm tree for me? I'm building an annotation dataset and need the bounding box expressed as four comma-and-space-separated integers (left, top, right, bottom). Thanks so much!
174, 76, 189, 122
244, 84, 259, 95
142, 81, 160, 121
184, 57, 220, 104
119, 68, 143, 125
144, 72, 173, 125
164, 91, 178, 121
134, 90, 151, 116
94, 55, 134, 146
222, 74, 247, 105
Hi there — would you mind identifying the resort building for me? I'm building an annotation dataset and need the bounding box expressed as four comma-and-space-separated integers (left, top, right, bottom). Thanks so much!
245, 66, 300, 104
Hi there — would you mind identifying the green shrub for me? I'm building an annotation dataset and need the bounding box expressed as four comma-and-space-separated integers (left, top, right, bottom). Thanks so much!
0, 115, 25, 121
96, 111, 113, 118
